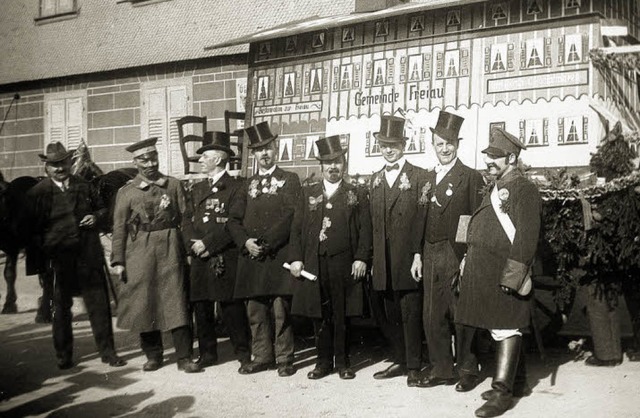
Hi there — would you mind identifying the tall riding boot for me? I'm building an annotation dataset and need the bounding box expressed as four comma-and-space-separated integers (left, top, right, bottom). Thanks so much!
481, 343, 530, 400
475, 335, 521, 418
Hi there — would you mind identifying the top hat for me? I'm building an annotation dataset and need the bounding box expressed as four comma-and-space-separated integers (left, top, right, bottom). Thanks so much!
315, 135, 347, 162
197, 131, 235, 156
39, 142, 74, 163
430, 111, 464, 142
374, 115, 408, 144
125, 137, 158, 157
245, 122, 278, 149
482, 127, 526, 157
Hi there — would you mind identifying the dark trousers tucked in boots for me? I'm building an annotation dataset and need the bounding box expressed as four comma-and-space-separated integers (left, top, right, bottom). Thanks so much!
475, 335, 521, 418
193, 300, 251, 363
140, 326, 193, 361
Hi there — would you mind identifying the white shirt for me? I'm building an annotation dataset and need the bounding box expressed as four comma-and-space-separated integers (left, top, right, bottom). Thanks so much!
384, 157, 407, 187
258, 165, 277, 177
323, 179, 342, 199
435, 158, 458, 185
208, 170, 226, 186
51, 178, 70, 192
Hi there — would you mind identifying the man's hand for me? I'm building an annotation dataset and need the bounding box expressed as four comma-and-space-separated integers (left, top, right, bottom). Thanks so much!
290, 261, 304, 278
200, 250, 210, 259
410, 253, 422, 282
191, 239, 206, 256
245, 238, 263, 258
79, 214, 96, 228
459, 255, 467, 277
113, 265, 126, 283
352, 260, 366, 280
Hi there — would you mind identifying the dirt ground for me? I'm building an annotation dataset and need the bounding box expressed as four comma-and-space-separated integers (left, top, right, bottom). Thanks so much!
1, 258, 639, 418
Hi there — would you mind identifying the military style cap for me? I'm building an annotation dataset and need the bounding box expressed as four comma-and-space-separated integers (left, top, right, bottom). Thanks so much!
39, 142, 74, 163
197, 131, 235, 156
125, 137, 158, 157
315, 135, 347, 162
430, 110, 464, 142
482, 127, 526, 157
245, 121, 278, 149
374, 115, 408, 144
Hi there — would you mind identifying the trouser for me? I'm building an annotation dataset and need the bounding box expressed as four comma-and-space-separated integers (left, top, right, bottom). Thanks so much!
314, 253, 351, 369
193, 299, 251, 363
247, 296, 294, 365
622, 281, 640, 352
51, 255, 115, 362
585, 283, 622, 361
140, 326, 193, 361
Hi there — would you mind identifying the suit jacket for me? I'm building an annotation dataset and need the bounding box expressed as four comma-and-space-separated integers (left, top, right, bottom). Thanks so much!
456, 170, 541, 329
183, 172, 243, 302
227, 166, 301, 298
288, 181, 372, 318
370, 161, 428, 291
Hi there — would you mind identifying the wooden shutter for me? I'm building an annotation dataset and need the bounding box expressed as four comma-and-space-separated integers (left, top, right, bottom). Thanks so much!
145, 88, 168, 174
167, 86, 188, 176
66, 97, 83, 150
47, 99, 65, 145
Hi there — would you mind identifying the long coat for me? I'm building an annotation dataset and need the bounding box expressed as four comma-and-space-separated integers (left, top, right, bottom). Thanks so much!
370, 161, 428, 291
27, 176, 108, 292
111, 174, 190, 333
455, 170, 541, 329
227, 166, 301, 299
183, 172, 242, 302
288, 181, 372, 318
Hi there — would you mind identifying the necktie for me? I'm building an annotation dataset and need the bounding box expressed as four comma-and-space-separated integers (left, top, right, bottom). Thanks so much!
385, 163, 399, 172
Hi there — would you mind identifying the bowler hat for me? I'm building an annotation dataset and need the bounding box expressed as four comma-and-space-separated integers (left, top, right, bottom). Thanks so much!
315, 135, 347, 162
482, 127, 526, 157
39, 142, 74, 163
125, 137, 158, 157
430, 111, 464, 142
197, 131, 235, 156
374, 115, 408, 144
245, 122, 278, 149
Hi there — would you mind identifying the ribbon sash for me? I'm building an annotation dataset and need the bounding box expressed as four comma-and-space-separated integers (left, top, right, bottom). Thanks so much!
490, 186, 515, 244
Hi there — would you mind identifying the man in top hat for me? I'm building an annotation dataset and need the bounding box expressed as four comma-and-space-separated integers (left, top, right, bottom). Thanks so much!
111, 137, 202, 373
227, 121, 301, 377
288, 135, 372, 380
410, 110, 485, 390
182, 131, 251, 369
27, 142, 125, 369
455, 127, 541, 417
368, 115, 428, 387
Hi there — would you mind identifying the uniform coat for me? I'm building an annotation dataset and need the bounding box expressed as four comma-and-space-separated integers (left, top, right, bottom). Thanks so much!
456, 170, 541, 329
183, 173, 243, 302
111, 175, 190, 333
370, 161, 428, 291
289, 181, 372, 318
227, 167, 301, 298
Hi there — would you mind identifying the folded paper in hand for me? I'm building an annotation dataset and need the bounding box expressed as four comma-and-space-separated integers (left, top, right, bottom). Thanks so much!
455, 215, 471, 244
282, 262, 317, 281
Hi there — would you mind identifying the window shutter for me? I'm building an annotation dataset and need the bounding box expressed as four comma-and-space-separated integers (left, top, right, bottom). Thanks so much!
145, 88, 168, 174
167, 86, 188, 176
47, 99, 65, 146
507, 43, 515, 70
66, 97, 83, 150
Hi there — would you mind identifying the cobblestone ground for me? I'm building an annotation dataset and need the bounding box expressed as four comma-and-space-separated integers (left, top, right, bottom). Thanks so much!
1, 258, 639, 418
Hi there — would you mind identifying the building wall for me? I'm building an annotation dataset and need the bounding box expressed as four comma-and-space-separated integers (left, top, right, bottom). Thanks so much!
0, 55, 247, 181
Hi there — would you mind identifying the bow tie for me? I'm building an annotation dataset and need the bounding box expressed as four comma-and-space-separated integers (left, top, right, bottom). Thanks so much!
385, 163, 399, 172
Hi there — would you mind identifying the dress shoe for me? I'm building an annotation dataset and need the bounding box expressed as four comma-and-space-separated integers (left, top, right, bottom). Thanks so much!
238, 361, 273, 375
195, 353, 218, 368
177, 358, 204, 373
338, 367, 355, 380
143, 358, 163, 372
101, 354, 127, 367
628, 350, 640, 362
406, 370, 423, 387
57, 358, 74, 370
417, 375, 457, 388
373, 363, 406, 380
307, 366, 333, 380
585, 355, 622, 367
277, 362, 296, 377
455, 374, 480, 392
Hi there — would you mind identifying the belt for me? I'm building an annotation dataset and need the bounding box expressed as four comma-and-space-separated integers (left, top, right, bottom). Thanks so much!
137, 222, 175, 232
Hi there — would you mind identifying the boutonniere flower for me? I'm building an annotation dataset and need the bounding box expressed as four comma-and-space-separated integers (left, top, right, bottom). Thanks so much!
211, 183, 225, 194
418, 182, 431, 206
498, 188, 510, 213
159, 194, 171, 210
346, 190, 358, 206
248, 179, 260, 199
319, 216, 332, 242
267, 177, 286, 195
372, 174, 382, 189
309, 195, 323, 211
398, 173, 411, 191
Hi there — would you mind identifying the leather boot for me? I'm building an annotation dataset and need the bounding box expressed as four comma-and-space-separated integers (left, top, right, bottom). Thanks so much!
475, 336, 521, 418
481, 345, 530, 400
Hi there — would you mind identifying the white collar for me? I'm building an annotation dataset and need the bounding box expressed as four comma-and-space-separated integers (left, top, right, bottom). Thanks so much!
51, 178, 69, 191
323, 179, 342, 197
258, 165, 277, 176
385, 157, 407, 171
436, 158, 457, 173
208, 170, 226, 185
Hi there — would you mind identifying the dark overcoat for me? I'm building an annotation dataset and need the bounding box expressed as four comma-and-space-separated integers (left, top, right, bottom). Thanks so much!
370, 161, 428, 291
455, 170, 541, 329
288, 181, 372, 318
111, 175, 190, 333
183, 172, 242, 302
27, 176, 108, 292
227, 167, 301, 299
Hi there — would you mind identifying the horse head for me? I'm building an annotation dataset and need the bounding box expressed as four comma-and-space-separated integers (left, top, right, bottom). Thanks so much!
72, 140, 104, 181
